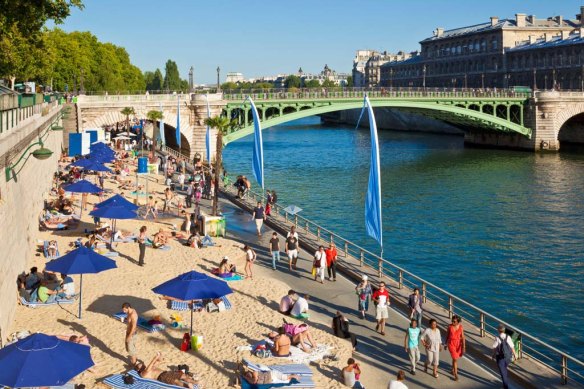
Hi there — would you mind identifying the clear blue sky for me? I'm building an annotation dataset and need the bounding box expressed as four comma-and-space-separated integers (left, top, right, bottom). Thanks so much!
52, 0, 583, 83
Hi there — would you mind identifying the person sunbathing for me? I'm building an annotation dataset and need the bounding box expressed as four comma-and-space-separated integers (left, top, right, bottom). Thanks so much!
282, 320, 316, 353
271, 327, 291, 357
44, 210, 71, 224
152, 229, 169, 248
217, 256, 236, 275
47, 240, 58, 257
243, 369, 299, 385
136, 352, 200, 388
186, 232, 202, 249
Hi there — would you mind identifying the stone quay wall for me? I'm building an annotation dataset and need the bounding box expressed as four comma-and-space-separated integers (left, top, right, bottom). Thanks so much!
0, 105, 64, 340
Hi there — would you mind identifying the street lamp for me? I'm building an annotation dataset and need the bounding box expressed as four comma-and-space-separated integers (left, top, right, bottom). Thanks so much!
216, 66, 221, 92
5, 139, 53, 182
189, 66, 194, 92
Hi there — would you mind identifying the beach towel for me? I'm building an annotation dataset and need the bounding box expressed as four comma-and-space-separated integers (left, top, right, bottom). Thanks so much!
43, 240, 60, 259
240, 377, 313, 389
19, 296, 74, 308
244, 341, 332, 364
114, 235, 137, 243
169, 296, 232, 312
145, 243, 171, 251
104, 369, 200, 389
219, 274, 244, 281
243, 359, 313, 376
112, 312, 166, 333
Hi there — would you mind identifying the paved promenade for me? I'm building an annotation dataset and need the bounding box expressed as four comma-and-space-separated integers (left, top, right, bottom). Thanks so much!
212, 193, 512, 389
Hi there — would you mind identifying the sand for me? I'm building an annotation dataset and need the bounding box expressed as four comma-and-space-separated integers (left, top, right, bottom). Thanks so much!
7, 161, 352, 388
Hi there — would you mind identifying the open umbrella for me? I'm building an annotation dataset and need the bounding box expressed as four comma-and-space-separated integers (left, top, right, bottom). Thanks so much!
45, 245, 117, 319
89, 203, 137, 247
152, 271, 233, 336
96, 194, 140, 211
284, 205, 303, 215
63, 179, 103, 217
0, 333, 94, 387
70, 158, 94, 169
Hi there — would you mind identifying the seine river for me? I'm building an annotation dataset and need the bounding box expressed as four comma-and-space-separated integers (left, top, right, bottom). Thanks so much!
223, 117, 584, 361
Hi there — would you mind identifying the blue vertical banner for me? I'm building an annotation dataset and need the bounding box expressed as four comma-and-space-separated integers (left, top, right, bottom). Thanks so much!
248, 96, 264, 189
159, 102, 165, 145
176, 95, 181, 148
205, 94, 211, 162
363, 95, 383, 249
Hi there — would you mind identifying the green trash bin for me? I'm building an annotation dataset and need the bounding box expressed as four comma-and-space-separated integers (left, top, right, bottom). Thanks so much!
504, 328, 521, 356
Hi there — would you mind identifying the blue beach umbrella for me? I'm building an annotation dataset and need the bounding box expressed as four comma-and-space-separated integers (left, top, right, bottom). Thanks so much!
63, 179, 103, 217
96, 194, 140, 211
83, 160, 112, 173
152, 270, 233, 336
70, 158, 94, 169
90, 203, 138, 247
0, 333, 94, 388
45, 245, 117, 319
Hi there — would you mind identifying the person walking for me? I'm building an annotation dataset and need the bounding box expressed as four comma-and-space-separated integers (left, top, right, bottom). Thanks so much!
421, 319, 443, 379
491, 324, 517, 389
268, 232, 280, 270
372, 281, 390, 335
285, 230, 299, 271
404, 318, 421, 375
251, 201, 266, 237
408, 288, 423, 328
185, 182, 193, 208
387, 370, 408, 389
325, 243, 338, 281
446, 315, 465, 381
355, 275, 373, 319
122, 302, 138, 367
137, 226, 147, 267
162, 188, 174, 214
313, 246, 327, 284
243, 245, 256, 279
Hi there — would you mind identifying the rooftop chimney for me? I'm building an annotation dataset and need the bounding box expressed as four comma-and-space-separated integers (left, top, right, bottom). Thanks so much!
435, 27, 444, 37
516, 13, 526, 27
490, 16, 499, 26
555, 15, 563, 25
527, 15, 536, 24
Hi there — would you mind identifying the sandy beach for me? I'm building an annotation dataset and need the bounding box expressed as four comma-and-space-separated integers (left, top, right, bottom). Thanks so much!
7, 162, 352, 388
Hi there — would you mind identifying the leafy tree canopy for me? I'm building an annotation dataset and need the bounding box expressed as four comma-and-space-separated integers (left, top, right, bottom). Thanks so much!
284, 75, 302, 89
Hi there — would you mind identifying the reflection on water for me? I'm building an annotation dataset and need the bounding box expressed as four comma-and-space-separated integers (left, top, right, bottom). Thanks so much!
223, 117, 584, 359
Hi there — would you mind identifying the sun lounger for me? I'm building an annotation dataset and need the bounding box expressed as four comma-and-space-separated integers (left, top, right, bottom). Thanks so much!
104, 369, 200, 389
19, 296, 74, 308
170, 296, 232, 312
242, 359, 313, 376
43, 240, 60, 259
112, 312, 166, 333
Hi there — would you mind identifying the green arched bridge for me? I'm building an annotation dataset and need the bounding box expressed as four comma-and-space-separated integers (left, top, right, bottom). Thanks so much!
221, 89, 531, 145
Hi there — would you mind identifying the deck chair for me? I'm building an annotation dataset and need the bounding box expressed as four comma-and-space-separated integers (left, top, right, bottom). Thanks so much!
112, 312, 166, 333
19, 296, 74, 308
43, 240, 60, 259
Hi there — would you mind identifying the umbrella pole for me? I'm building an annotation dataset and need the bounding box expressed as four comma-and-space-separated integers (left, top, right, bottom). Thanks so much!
190, 300, 194, 338
78, 274, 83, 319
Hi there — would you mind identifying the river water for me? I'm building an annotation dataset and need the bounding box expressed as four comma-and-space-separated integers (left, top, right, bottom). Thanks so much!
223, 117, 584, 361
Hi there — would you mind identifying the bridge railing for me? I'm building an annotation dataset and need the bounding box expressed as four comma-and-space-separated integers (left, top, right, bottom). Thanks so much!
76, 94, 191, 103
224, 176, 584, 386
222, 87, 531, 101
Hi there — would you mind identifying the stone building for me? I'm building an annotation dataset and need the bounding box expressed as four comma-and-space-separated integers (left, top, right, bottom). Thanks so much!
364, 51, 413, 87
376, 6, 584, 90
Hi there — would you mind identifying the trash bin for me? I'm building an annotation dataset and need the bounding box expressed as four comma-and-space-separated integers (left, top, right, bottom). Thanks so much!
505, 328, 521, 355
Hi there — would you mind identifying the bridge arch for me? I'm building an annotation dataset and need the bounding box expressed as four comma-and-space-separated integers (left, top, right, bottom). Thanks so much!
555, 103, 584, 148
223, 100, 531, 145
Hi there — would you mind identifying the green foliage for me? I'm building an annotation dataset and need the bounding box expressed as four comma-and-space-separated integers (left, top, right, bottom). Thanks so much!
146, 110, 163, 121
304, 79, 321, 88
121, 107, 136, 117
204, 116, 231, 135
221, 81, 275, 90
285, 75, 302, 89
145, 68, 163, 91
163, 60, 181, 91
321, 79, 337, 88
346, 75, 353, 87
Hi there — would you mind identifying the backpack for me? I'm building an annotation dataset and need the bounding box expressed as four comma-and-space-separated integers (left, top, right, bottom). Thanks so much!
497, 334, 514, 363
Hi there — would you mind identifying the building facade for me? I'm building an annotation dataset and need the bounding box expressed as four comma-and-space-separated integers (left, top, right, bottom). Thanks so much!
374, 6, 584, 90
225, 72, 244, 83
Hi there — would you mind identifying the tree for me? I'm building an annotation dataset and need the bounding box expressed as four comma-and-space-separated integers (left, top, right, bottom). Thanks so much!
322, 79, 336, 88
163, 60, 181, 91
284, 75, 301, 89
146, 110, 164, 161
204, 116, 231, 216
346, 76, 353, 87
304, 79, 320, 88
120, 107, 135, 136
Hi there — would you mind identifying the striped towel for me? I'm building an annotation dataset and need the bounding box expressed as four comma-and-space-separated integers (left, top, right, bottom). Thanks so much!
243, 358, 313, 376
43, 240, 60, 259
104, 370, 199, 389
240, 375, 315, 389
169, 296, 232, 311
112, 313, 166, 333
19, 296, 74, 308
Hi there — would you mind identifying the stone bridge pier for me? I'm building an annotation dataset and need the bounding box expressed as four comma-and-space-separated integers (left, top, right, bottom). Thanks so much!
464, 91, 584, 151
187, 94, 225, 161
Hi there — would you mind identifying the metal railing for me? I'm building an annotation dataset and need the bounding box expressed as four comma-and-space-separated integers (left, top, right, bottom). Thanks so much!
76, 94, 191, 103
224, 176, 584, 386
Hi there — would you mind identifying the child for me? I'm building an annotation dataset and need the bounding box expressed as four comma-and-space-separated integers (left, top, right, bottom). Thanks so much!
265, 201, 272, 216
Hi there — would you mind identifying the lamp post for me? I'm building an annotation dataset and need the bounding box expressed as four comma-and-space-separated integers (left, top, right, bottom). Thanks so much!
216, 66, 221, 92
189, 66, 194, 92
5, 139, 53, 182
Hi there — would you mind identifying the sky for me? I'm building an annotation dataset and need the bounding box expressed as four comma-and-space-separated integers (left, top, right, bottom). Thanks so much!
51, 0, 583, 84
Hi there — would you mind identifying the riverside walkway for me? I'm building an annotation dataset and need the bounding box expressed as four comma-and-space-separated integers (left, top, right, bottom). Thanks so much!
217, 181, 583, 388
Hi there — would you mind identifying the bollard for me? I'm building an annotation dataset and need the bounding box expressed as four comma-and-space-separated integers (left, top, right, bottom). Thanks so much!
398, 270, 403, 289
480, 313, 485, 337
561, 355, 568, 385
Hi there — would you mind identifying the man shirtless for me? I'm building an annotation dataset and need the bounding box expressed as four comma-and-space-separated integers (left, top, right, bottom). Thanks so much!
122, 302, 138, 366
136, 352, 200, 388
271, 327, 291, 357
162, 188, 174, 214
152, 229, 169, 248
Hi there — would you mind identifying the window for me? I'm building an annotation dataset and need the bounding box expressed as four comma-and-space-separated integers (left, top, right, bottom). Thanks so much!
492, 39, 498, 51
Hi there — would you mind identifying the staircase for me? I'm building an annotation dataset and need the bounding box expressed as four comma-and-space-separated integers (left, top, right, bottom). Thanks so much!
61, 102, 78, 150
